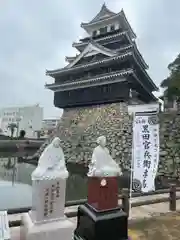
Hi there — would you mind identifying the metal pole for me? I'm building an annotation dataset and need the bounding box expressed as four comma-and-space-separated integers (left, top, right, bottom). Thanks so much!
16, 121, 19, 138
129, 113, 135, 219
12, 157, 16, 186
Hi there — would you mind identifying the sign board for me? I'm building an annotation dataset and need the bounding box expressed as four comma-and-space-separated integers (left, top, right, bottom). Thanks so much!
132, 113, 159, 192
128, 103, 159, 115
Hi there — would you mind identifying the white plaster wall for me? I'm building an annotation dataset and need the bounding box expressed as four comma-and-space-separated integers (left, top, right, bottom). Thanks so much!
84, 18, 121, 37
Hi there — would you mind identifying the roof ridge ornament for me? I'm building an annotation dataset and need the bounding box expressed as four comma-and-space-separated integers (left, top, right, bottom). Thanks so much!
81, 3, 116, 26
101, 2, 109, 12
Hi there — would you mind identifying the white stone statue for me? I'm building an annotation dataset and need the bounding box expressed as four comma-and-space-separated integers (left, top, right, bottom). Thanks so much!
31, 137, 69, 180
88, 136, 122, 177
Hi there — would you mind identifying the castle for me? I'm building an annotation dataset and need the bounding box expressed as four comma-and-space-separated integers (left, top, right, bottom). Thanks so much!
43, 4, 158, 167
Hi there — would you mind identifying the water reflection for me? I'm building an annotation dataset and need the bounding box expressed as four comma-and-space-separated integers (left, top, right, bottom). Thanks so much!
0, 157, 17, 183
0, 181, 32, 210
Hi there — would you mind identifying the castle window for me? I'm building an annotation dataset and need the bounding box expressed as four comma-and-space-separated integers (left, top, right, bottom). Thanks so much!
99, 26, 107, 34
110, 25, 115, 31
103, 85, 110, 93
92, 30, 97, 37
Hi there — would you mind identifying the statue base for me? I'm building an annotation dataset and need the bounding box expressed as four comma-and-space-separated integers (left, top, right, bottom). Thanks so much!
88, 176, 118, 211
21, 212, 74, 240
74, 203, 128, 240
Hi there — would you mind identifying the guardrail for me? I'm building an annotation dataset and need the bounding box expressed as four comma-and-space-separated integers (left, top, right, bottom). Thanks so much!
122, 184, 180, 216
6, 184, 180, 227
0, 140, 44, 152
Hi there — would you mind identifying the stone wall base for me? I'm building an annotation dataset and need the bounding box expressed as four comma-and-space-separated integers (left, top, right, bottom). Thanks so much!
57, 102, 132, 168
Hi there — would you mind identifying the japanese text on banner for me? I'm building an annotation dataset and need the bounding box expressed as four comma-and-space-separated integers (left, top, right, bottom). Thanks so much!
132, 115, 159, 193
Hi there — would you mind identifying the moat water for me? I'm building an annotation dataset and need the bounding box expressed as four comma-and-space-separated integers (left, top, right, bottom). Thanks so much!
0, 156, 89, 210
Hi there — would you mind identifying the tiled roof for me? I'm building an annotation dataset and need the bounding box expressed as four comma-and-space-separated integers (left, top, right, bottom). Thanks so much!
86, 3, 116, 24
66, 44, 132, 63
46, 69, 132, 91
90, 40, 117, 55
72, 31, 127, 47
66, 40, 117, 69
46, 51, 132, 75
81, 4, 119, 27
80, 6, 136, 39
46, 50, 158, 91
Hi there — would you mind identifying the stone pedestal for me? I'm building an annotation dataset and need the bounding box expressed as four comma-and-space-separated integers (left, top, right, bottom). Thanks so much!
74, 176, 128, 240
74, 204, 128, 240
87, 177, 118, 211
31, 178, 66, 223
21, 213, 74, 240
21, 177, 74, 240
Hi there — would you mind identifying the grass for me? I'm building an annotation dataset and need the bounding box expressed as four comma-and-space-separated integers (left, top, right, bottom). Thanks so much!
128, 212, 180, 239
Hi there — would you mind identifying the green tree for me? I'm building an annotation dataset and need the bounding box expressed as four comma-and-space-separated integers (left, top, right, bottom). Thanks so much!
8, 123, 18, 138
160, 54, 180, 100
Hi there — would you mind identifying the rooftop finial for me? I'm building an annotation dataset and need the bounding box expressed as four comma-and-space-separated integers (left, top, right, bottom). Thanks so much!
81, 2, 116, 27
102, 2, 108, 10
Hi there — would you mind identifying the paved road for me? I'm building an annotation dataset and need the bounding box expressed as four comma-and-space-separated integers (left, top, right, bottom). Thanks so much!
9, 193, 180, 240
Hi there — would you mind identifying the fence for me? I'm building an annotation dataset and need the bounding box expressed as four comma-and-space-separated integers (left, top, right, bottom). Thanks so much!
122, 184, 179, 217
7, 184, 180, 227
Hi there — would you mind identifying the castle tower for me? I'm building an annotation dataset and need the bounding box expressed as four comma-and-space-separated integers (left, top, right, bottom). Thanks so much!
44, 4, 158, 168
46, 3, 158, 107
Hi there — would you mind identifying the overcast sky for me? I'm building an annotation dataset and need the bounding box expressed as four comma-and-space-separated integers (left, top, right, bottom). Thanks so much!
0, 0, 179, 118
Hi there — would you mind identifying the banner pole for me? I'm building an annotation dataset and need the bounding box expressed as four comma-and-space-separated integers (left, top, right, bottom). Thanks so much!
129, 112, 135, 219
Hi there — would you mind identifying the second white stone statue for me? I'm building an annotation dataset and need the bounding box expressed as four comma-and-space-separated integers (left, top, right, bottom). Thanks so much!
88, 136, 122, 177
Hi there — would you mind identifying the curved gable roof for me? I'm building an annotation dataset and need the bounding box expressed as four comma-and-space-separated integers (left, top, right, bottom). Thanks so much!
66, 41, 117, 69
80, 5, 136, 39
88, 3, 116, 24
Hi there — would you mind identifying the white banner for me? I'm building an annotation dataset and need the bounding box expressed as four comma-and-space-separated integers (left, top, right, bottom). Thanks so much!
132, 114, 159, 193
